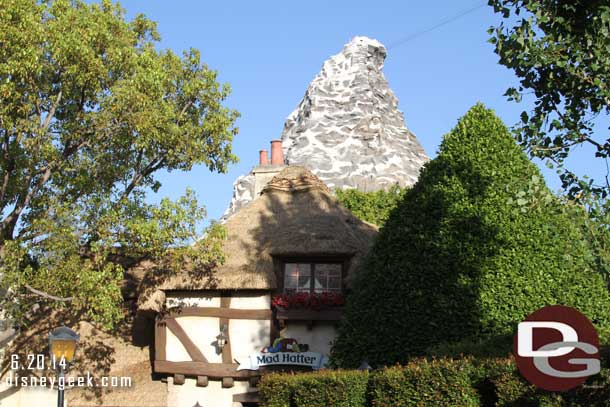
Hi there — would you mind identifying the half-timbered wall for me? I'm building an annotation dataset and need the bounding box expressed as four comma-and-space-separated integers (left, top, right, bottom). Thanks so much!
156, 291, 271, 406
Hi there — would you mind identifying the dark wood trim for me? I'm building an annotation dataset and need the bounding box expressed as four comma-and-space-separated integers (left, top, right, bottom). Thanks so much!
174, 374, 185, 385
154, 360, 259, 379
168, 307, 271, 320
220, 292, 232, 308
249, 376, 260, 387
233, 391, 260, 403
222, 377, 234, 388
275, 307, 344, 321
196, 375, 208, 387
219, 294, 233, 365
270, 315, 280, 344
155, 319, 166, 361
165, 318, 208, 362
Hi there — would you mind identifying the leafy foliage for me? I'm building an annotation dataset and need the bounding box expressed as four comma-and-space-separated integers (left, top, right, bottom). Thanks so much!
259, 370, 369, 407
369, 359, 481, 407
488, 0, 610, 197
332, 104, 610, 368
335, 184, 406, 227
0, 0, 238, 328
259, 355, 610, 407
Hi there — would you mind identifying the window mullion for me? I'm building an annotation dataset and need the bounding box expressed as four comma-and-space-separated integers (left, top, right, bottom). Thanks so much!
310, 264, 315, 294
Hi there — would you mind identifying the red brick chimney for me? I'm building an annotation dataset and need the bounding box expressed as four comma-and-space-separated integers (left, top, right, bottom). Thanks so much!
270, 140, 284, 165
259, 149, 269, 166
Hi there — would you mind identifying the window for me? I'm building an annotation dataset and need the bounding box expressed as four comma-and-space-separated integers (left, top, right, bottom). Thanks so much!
283, 262, 342, 294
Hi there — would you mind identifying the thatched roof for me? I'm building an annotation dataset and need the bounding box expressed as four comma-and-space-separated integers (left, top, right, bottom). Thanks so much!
138, 166, 377, 312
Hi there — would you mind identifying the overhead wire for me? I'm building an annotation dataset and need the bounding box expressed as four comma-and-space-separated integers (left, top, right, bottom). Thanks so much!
387, 2, 487, 50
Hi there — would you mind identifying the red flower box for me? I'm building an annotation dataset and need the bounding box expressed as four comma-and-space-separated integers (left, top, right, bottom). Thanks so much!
272, 292, 345, 311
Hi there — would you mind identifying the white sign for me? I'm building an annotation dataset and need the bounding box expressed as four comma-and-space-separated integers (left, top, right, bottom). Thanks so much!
235, 352, 328, 371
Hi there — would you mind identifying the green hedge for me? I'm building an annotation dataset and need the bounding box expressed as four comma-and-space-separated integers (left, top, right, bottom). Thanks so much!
259, 370, 368, 407
332, 104, 610, 367
259, 356, 610, 407
369, 358, 480, 407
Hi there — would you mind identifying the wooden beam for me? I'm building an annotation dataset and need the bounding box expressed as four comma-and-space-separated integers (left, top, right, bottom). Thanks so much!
165, 318, 208, 362
168, 307, 271, 320
174, 374, 185, 385
249, 376, 260, 387
275, 307, 343, 321
219, 294, 233, 365
222, 377, 234, 388
270, 317, 279, 345
196, 376, 208, 387
154, 360, 259, 379
220, 293, 231, 308
155, 319, 166, 361
233, 391, 260, 403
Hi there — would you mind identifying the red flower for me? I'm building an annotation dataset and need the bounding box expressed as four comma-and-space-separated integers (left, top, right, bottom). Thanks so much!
272, 292, 344, 310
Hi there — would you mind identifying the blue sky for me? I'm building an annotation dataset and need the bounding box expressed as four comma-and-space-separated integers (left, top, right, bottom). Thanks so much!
116, 0, 603, 224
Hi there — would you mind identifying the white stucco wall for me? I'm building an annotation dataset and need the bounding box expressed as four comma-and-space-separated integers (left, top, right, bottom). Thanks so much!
166, 292, 221, 308
282, 322, 337, 356
0, 378, 57, 407
162, 292, 339, 407
167, 376, 250, 407
164, 292, 271, 364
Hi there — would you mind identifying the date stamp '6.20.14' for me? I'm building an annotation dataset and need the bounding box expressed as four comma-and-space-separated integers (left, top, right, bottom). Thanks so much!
4, 354, 132, 391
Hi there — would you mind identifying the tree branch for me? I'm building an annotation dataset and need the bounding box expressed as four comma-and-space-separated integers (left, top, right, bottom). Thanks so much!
24, 284, 73, 302
42, 90, 62, 132
122, 155, 166, 199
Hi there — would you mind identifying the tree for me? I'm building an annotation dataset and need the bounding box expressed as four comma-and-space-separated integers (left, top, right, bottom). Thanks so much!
488, 0, 610, 198
332, 104, 610, 368
0, 0, 238, 328
335, 184, 406, 227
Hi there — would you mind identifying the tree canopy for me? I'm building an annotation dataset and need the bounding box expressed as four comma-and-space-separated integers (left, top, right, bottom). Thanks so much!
335, 184, 406, 227
488, 0, 610, 197
332, 104, 610, 368
0, 0, 238, 328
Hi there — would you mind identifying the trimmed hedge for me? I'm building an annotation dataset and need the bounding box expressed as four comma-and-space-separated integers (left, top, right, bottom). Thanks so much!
369, 358, 480, 407
259, 370, 368, 407
332, 104, 610, 367
259, 357, 610, 407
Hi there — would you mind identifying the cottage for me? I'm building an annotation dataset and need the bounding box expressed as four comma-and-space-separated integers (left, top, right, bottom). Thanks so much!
0, 145, 377, 407
134, 145, 377, 406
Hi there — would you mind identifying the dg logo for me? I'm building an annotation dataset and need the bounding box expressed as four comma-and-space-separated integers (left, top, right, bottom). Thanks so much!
514, 305, 601, 391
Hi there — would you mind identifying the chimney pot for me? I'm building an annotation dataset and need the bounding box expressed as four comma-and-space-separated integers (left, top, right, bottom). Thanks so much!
270, 140, 284, 165
259, 149, 269, 166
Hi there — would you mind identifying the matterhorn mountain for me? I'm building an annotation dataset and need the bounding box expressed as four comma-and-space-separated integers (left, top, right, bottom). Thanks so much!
222, 36, 429, 220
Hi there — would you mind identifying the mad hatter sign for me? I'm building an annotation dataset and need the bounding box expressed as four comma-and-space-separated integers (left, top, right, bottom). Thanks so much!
236, 351, 327, 371
235, 338, 328, 371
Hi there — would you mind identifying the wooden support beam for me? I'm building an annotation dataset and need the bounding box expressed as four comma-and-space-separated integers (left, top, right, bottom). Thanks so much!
222, 377, 234, 388
174, 374, 185, 385
165, 318, 208, 362
196, 376, 208, 387
155, 360, 259, 379
220, 294, 233, 365
275, 307, 343, 321
168, 307, 271, 320
233, 391, 260, 403
155, 319, 166, 361
249, 376, 260, 388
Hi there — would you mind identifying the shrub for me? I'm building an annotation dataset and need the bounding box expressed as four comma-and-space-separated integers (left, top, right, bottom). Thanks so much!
332, 103, 610, 368
259, 370, 368, 407
368, 358, 480, 407
259, 356, 610, 407
335, 184, 406, 227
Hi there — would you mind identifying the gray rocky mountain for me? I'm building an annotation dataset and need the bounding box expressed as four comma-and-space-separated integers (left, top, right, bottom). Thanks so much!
222, 36, 428, 220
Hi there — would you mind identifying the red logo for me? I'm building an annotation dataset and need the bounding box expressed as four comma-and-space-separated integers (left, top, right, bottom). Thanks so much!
514, 305, 600, 391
